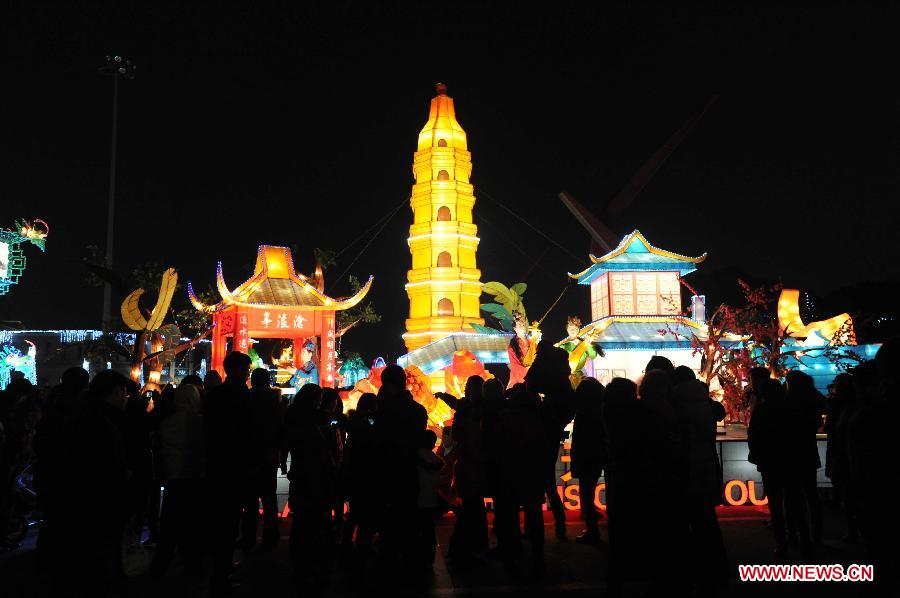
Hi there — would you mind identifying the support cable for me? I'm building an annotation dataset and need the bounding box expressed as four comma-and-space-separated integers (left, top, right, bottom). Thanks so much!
331, 196, 408, 290
475, 186, 588, 266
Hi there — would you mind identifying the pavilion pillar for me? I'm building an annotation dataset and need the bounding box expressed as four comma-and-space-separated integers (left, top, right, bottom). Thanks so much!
211, 311, 226, 375
292, 337, 305, 369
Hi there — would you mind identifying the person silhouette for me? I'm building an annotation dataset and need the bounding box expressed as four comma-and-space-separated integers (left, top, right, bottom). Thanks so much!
284, 382, 332, 589
570, 377, 606, 544
494, 385, 548, 577
239, 367, 285, 550
374, 365, 427, 584
525, 341, 574, 540
448, 376, 488, 562
151, 383, 205, 577
672, 366, 727, 593
204, 352, 253, 596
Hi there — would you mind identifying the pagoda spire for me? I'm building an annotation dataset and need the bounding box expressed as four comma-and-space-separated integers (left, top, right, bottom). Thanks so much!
404, 84, 484, 357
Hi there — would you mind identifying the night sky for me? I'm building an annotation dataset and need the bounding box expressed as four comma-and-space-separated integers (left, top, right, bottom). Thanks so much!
2, 2, 898, 359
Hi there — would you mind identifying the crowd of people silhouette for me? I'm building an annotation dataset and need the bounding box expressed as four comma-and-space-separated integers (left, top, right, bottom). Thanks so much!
0, 339, 896, 596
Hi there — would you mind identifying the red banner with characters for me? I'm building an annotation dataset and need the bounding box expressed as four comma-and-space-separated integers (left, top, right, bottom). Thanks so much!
235, 308, 250, 353
321, 314, 336, 386
248, 308, 315, 334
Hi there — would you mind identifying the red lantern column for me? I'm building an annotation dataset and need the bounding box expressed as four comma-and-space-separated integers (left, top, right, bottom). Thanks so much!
211, 311, 226, 375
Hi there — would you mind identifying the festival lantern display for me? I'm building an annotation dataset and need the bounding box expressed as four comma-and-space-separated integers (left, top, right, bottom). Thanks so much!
567, 230, 716, 383
774, 287, 869, 392
0, 341, 37, 387
777, 289, 856, 345
189, 245, 372, 385
0, 219, 48, 296
404, 84, 484, 377
120, 267, 186, 389
443, 349, 493, 398
337, 353, 370, 388
347, 363, 453, 431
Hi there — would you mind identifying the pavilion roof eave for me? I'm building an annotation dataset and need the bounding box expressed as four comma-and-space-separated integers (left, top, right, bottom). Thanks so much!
568, 229, 707, 282
574, 315, 745, 345
189, 245, 373, 314
189, 274, 374, 313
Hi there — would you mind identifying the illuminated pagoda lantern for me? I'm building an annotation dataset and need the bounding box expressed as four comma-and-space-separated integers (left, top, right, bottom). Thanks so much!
404, 83, 484, 350
402, 83, 499, 389
568, 230, 711, 381
189, 245, 373, 386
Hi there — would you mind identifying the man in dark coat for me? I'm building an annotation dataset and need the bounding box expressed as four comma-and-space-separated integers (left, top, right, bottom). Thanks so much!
636, 370, 684, 594
600, 377, 641, 597
284, 383, 333, 588
33, 367, 89, 572
825, 373, 857, 540
204, 352, 253, 596
672, 366, 727, 593
748, 378, 803, 557
374, 365, 427, 576
241, 367, 286, 550
448, 376, 488, 560
525, 341, 574, 539
849, 346, 899, 595
784, 370, 825, 544
52, 370, 130, 597
494, 387, 548, 573
341, 392, 379, 550
570, 377, 606, 544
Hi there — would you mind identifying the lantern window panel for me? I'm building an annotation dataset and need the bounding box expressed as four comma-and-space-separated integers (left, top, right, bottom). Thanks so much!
437, 298, 454, 316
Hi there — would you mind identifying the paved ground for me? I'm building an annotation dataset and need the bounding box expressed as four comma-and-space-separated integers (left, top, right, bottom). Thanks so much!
0, 502, 877, 597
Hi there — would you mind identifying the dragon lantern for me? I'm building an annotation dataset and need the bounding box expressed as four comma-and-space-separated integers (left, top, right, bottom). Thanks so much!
1, 219, 49, 296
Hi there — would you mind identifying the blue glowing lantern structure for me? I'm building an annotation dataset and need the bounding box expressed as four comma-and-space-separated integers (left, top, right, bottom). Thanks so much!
337, 354, 370, 389
566, 230, 729, 382
0, 343, 37, 387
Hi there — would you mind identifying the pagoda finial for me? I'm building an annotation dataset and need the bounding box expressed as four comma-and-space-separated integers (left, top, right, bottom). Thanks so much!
435, 82, 447, 96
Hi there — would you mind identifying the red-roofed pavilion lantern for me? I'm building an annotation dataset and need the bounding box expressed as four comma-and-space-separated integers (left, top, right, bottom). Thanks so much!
189, 245, 372, 386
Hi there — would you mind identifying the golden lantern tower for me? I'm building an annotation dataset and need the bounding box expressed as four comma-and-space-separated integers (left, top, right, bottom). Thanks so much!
404, 83, 484, 354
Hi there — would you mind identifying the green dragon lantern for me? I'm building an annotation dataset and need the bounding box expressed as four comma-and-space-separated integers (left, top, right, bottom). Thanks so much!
1, 219, 49, 296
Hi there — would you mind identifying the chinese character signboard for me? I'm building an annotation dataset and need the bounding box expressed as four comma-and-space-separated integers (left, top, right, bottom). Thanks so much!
250, 309, 310, 333
320, 315, 336, 385
235, 309, 250, 352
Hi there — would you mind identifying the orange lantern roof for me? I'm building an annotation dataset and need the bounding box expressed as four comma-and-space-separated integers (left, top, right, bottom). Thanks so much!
189, 245, 373, 312
417, 82, 468, 151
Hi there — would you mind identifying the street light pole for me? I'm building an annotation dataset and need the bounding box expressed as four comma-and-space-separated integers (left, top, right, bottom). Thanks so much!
100, 55, 135, 332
